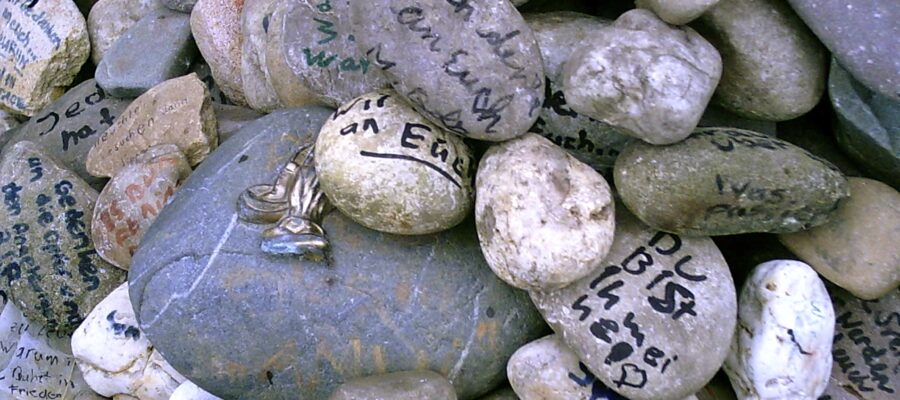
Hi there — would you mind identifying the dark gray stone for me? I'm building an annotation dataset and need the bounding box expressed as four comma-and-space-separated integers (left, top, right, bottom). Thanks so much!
129, 108, 547, 400
96, 9, 198, 98
829, 58, 900, 190
161, 0, 197, 14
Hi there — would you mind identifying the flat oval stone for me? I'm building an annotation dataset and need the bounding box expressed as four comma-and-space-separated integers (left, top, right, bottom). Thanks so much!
530, 209, 736, 400
0, 0, 90, 116
724, 260, 834, 399
128, 108, 546, 399
475, 133, 614, 290
171, 381, 222, 400
614, 128, 850, 236
635, 0, 719, 25
316, 91, 475, 235
329, 370, 457, 400
240, 0, 283, 112
86, 74, 217, 178
349, 0, 545, 141
91, 145, 192, 269
191, 0, 247, 106
86, 0, 165, 65
0, 141, 126, 334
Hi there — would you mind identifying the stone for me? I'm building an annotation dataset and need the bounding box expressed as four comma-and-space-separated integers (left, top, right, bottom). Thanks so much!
0, 0, 90, 116
264, 0, 323, 108
329, 370, 457, 400
171, 381, 222, 400
723, 260, 834, 399
776, 103, 865, 178
692, 0, 827, 121
192, 61, 231, 105
128, 108, 548, 399
86, 0, 165, 65
507, 334, 626, 400
0, 110, 19, 136
350, 0, 545, 141
530, 208, 736, 400
829, 287, 898, 399
316, 91, 475, 235
0, 79, 131, 189
0, 141, 126, 334
829, 59, 900, 189
562, 9, 721, 145
86, 74, 217, 178
240, 0, 282, 112
785, 0, 899, 101
698, 104, 776, 137
213, 103, 263, 143
91, 145, 192, 269
281, 0, 391, 108
479, 385, 520, 400
191, 0, 247, 106
475, 134, 615, 290
162, 0, 198, 13
524, 12, 632, 172
635, 0, 719, 25
72, 283, 186, 399
779, 178, 899, 300
614, 128, 850, 236
96, 9, 198, 99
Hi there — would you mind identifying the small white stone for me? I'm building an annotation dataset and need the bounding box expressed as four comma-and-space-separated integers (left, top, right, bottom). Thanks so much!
170, 381, 223, 400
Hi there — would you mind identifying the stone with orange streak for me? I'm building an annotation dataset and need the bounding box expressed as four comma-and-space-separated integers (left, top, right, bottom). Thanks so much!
91, 144, 191, 269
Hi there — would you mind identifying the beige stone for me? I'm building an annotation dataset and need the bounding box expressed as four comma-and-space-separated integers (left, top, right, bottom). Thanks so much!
86, 73, 217, 178
264, 0, 322, 107
240, 0, 281, 112
87, 0, 165, 65
508, 334, 620, 400
0, 0, 90, 116
329, 370, 457, 400
779, 178, 900, 299
636, 0, 720, 25
191, 0, 247, 106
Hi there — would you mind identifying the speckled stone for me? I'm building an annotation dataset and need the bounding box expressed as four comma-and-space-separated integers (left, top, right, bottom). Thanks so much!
475, 133, 614, 290
329, 370, 457, 400
724, 260, 834, 399
614, 128, 850, 236
170, 381, 222, 400
635, 0, 719, 25
86, 0, 165, 65
240, 0, 282, 112
349, 0, 545, 141
530, 208, 736, 400
316, 91, 474, 235
0, 141, 126, 334
190, 0, 247, 105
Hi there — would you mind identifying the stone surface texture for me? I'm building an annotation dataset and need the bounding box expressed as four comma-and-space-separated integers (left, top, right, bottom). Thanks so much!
635, 0, 719, 25
162, 0, 197, 12
239, 0, 282, 112
190, 0, 247, 106
86, 0, 165, 65
170, 381, 223, 400
329, 370, 458, 400
213, 103, 262, 143
264, 0, 324, 108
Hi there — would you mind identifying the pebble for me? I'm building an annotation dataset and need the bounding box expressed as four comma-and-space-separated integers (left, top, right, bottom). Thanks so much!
0, 141, 126, 334
316, 91, 475, 235
723, 260, 834, 400
127, 108, 546, 399
329, 370, 457, 400
162, 0, 198, 13
475, 133, 615, 290
614, 128, 850, 236
693, 0, 826, 121
170, 381, 223, 400
530, 208, 736, 400
635, 0, 719, 25
264, 0, 323, 107
86, 73, 217, 178
72, 283, 186, 399
524, 12, 632, 172
96, 9, 198, 99
91, 145, 192, 269
349, 0, 545, 141
190, 0, 248, 106
239, 0, 282, 112
86, 0, 165, 65
0, 0, 90, 116
562, 9, 721, 145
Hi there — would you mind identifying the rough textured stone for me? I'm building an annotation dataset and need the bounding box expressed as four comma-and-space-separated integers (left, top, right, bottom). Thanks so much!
562, 9, 720, 145
171, 381, 222, 400
0, 141, 126, 334
191, 0, 247, 106
264, 0, 323, 108
614, 128, 850, 236
475, 134, 614, 290
724, 260, 834, 400
693, 0, 827, 121
316, 91, 474, 235
91, 145, 192, 269
786, 0, 899, 101
128, 108, 547, 399
96, 9, 198, 99
329, 370, 457, 400
350, 0, 545, 141
213, 103, 263, 143
162, 0, 198, 13
530, 208, 736, 400
240, 0, 282, 112
0, 0, 90, 116
635, 0, 719, 25
779, 178, 899, 300
86, 74, 217, 178
524, 12, 631, 172
72, 283, 185, 399
86, 0, 165, 65
0, 79, 131, 189
829, 59, 900, 189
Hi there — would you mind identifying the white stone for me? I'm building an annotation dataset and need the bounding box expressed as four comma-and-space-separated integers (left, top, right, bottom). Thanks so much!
475, 133, 615, 290
87, 0, 165, 65
635, 0, 720, 25
170, 381, 222, 400
724, 259, 834, 400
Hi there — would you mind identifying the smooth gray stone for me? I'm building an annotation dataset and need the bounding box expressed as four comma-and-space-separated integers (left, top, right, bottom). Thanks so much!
96, 9, 198, 98
128, 108, 547, 400
212, 103, 263, 143
161, 0, 197, 13
829, 58, 900, 189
